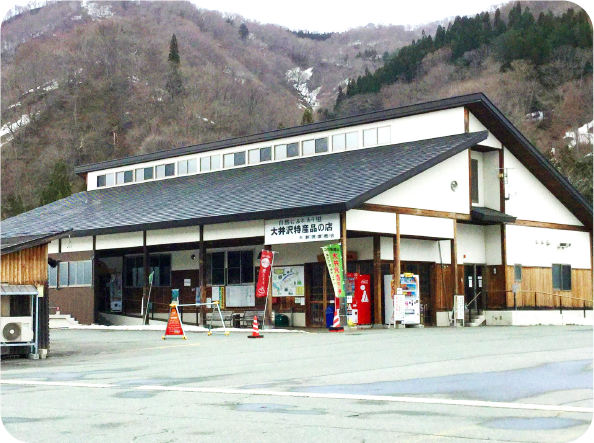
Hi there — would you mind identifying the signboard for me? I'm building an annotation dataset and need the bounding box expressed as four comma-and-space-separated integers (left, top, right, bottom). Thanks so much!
184, 279, 191, 287
455, 295, 465, 320
163, 305, 185, 339
225, 285, 255, 307
321, 243, 346, 298
265, 213, 340, 244
271, 266, 305, 297
394, 287, 405, 321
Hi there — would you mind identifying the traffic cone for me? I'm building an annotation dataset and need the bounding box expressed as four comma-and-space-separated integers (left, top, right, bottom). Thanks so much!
247, 315, 263, 338
329, 307, 344, 332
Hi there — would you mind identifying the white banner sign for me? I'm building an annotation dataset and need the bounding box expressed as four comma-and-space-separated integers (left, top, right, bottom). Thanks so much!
265, 213, 340, 244
394, 287, 405, 321
455, 295, 465, 320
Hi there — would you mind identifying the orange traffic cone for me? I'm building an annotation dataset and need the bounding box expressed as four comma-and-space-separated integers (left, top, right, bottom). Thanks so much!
329, 307, 344, 332
247, 315, 263, 338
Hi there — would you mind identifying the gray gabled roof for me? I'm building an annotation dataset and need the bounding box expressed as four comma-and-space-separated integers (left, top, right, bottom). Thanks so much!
0, 284, 39, 296
0, 132, 487, 240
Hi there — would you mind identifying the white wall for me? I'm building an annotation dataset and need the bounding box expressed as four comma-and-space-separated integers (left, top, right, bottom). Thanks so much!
367, 150, 471, 214
270, 240, 334, 266
48, 240, 59, 254
483, 150, 501, 211
346, 210, 396, 234
96, 232, 143, 250
147, 226, 200, 246
457, 224, 485, 264
401, 238, 452, 264
506, 225, 591, 269
350, 237, 373, 261
400, 215, 454, 239
204, 220, 264, 241
468, 112, 502, 149
171, 250, 200, 271
504, 149, 583, 225
485, 225, 502, 266
57, 236, 94, 252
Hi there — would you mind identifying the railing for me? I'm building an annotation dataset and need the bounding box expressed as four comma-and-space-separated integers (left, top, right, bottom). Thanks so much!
481, 290, 592, 317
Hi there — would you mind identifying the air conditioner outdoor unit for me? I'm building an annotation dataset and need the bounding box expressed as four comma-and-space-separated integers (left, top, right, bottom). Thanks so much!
1, 317, 34, 343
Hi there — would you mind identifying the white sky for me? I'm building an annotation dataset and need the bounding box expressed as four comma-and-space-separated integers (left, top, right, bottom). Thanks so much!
190, 0, 508, 32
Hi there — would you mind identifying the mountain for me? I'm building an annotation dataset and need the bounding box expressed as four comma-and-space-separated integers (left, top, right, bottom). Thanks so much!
1, 1, 592, 218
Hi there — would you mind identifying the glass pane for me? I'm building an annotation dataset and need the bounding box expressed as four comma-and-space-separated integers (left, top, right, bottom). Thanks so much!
287, 143, 299, 157
223, 153, 234, 168
178, 160, 188, 175
346, 132, 358, 149
249, 149, 260, 164
315, 138, 328, 153
124, 257, 135, 287
471, 159, 479, 203
241, 250, 254, 283
514, 265, 522, 281
227, 251, 241, 268
97, 175, 106, 187
212, 268, 225, 285
378, 126, 391, 144
211, 155, 221, 170
260, 147, 272, 162
156, 165, 165, 178
363, 128, 377, 146
105, 173, 114, 186
76, 261, 85, 285
275, 144, 287, 160
188, 159, 197, 174
59, 262, 69, 286
165, 164, 175, 176
200, 157, 211, 172
135, 169, 144, 181
211, 252, 225, 270
160, 255, 171, 287
49, 266, 57, 287
234, 152, 246, 166
124, 170, 133, 183
144, 167, 153, 180
69, 262, 77, 285
552, 264, 561, 290
332, 134, 345, 151
84, 261, 92, 285
302, 140, 315, 155
227, 268, 240, 285
116, 171, 125, 184
562, 265, 571, 291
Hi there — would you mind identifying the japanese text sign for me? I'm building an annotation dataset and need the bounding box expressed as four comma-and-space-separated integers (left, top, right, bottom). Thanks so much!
265, 213, 340, 245
321, 243, 346, 298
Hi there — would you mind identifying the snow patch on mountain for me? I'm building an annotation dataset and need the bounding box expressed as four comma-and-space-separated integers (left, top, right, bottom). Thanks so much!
286, 67, 320, 109
82, 1, 114, 20
565, 120, 593, 147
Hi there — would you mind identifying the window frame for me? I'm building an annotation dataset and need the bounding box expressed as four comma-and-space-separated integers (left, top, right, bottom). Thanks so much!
363, 128, 378, 147
514, 264, 522, 282
552, 264, 572, 291
471, 158, 479, 204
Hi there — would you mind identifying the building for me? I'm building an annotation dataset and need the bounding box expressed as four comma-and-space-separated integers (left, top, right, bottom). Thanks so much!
1, 93, 591, 328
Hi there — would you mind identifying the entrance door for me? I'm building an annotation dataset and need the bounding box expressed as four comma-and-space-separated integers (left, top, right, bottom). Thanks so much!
464, 265, 485, 314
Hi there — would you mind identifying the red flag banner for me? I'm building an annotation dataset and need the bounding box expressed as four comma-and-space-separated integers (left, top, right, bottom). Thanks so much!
256, 250, 274, 298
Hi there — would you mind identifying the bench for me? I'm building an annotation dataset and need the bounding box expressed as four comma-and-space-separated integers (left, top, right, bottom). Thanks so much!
205, 310, 234, 328
242, 310, 264, 327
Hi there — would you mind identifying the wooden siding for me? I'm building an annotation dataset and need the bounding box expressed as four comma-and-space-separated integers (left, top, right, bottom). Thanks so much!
433, 264, 465, 311
49, 286, 95, 325
1, 244, 48, 285
505, 266, 593, 309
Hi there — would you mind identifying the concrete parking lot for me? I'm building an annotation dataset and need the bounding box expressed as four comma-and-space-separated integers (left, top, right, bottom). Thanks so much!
1, 326, 593, 443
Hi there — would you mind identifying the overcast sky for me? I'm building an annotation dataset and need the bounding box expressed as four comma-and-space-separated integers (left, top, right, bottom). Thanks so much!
190, 0, 508, 32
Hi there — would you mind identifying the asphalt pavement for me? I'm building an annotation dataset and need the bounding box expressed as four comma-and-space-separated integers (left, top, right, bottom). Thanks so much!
1, 325, 592, 442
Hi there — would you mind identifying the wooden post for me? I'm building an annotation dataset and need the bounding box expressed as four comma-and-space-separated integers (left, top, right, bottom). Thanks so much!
373, 234, 382, 325
264, 244, 273, 327
199, 225, 206, 325
501, 224, 508, 305
451, 220, 458, 299
92, 235, 97, 323
464, 107, 469, 133
143, 231, 149, 324
394, 213, 401, 282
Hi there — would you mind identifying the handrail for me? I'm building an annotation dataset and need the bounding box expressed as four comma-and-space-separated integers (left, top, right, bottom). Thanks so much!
485, 290, 592, 304
465, 291, 482, 309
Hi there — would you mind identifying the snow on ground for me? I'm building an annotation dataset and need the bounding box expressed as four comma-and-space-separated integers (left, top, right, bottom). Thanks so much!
286, 67, 320, 109
51, 323, 309, 333
565, 120, 594, 147
82, 1, 114, 20
1, 114, 31, 137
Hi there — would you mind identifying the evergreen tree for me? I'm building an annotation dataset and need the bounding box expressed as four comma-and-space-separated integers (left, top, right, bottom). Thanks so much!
239, 23, 249, 41
2, 193, 27, 219
301, 108, 314, 125
40, 161, 72, 206
168, 34, 180, 65
334, 85, 345, 110
165, 34, 184, 97
493, 8, 507, 36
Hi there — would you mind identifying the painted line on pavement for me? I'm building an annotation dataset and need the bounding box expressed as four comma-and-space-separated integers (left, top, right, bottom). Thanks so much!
1, 379, 591, 414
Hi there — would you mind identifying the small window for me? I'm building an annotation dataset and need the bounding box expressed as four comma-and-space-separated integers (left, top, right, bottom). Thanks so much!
135, 168, 144, 181
363, 128, 377, 147
208, 252, 226, 286
287, 142, 299, 157
83, 261, 92, 285
187, 159, 197, 174
116, 171, 125, 185
234, 152, 245, 166
260, 147, 272, 162
97, 175, 106, 187
378, 126, 391, 144
48, 265, 58, 287
59, 262, 68, 287
248, 149, 260, 164
164, 163, 175, 177
105, 173, 114, 186
211, 155, 221, 170
200, 156, 211, 172
149, 254, 171, 287
223, 153, 234, 168
68, 262, 77, 286
302, 139, 315, 156
552, 264, 571, 291
178, 160, 188, 175
514, 264, 522, 282
275, 144, 287, 160
332, 134, 345, 151
156, 165, 165, 179
124, 256, 144, 288
346, 131, 358, 149
315, 138, 328, 153
124, 170, 133, 183
471, 159, 479, 204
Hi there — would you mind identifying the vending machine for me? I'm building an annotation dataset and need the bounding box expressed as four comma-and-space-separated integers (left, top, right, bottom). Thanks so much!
346, 273, 371, 325
384, 273, 420, 325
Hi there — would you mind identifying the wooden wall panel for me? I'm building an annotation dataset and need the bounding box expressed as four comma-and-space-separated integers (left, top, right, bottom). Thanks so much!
48, 287, 95, 325
1, 244, 48, 285
486, 265, 506, 308
505, 266, 592, 309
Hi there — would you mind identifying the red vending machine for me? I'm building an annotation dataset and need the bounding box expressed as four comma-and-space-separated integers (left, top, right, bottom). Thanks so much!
347, 273, 371, 325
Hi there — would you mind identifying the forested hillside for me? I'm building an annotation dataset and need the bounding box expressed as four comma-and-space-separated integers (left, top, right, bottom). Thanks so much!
1, 1, 592, 219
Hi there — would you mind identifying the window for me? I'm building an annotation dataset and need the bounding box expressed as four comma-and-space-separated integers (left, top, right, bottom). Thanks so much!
200, 156, 211, 172
552, 264, 571, 291
206, 250, 254, 286
136, 167, 154, 181
248, 149, 260, 164
48, 265, 57, 287
332, 134, 345, 151
224, 153, 234, 168
156, 165, 165, 178
224, 152, 245, 167
315, 138, 328, 153
302, 139, 314, 156
115, 171, 130, 185
346, 131, 358, 149
378, 126, 391, 144
303, 137, 328, 156
514, 264, 522, 282
471, 159, 479, 204
178, 159, 197, 175
202, 155, 221, 171
124, 256, 144, 288
274, 143, 298, 160
156, 164, 175, 178
56, 260, 92, 287
105, 173, 114, 186
363, 128, 378, 146
97, 175, 106, 187
149, 255, 171, 287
